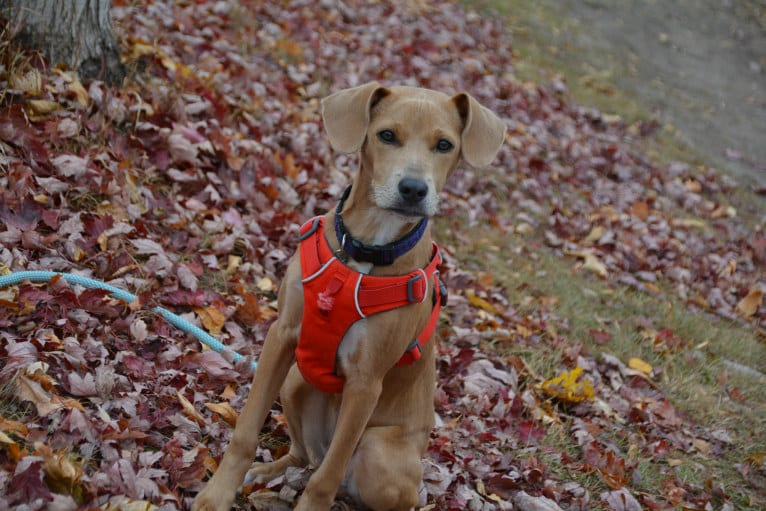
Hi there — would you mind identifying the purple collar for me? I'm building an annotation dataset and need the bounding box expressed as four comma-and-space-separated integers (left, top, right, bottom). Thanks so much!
334, 186, 428, 266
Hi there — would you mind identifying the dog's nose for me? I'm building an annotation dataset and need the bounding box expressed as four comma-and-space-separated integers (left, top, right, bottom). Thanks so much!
398, 177, 428, 204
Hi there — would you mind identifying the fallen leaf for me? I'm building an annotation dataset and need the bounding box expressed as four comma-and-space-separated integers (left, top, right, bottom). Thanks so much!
513, 491, 564, 511
589, 329, 613, 344
10, 69, 42, 95
36, 442, 84, 495
102, 499, 159, 511
204, 401, 239, 427
736, 287, 763, 317
177, 391, 206, 426
194, 305, 226, 335
601, 487, 642, 511
541, 366, 595, 403
130, 318, 148, 342
584, 225, 605, 243
628, 357, 653, 375
14, 374, 63, 417
566, 250, 609, 278
27, 99, 61, 116
630, 200, 650, 220
465, 288, 498, 314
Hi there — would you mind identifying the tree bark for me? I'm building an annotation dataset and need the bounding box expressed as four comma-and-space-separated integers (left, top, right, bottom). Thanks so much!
4, 0, 125, 84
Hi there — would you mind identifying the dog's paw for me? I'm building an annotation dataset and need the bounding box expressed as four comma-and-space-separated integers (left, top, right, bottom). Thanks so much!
191, 488, 235, 511
243, 461, 272, 485
245, 453, 305, 485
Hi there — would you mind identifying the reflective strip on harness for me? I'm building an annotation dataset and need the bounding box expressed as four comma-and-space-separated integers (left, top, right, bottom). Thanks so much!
295, 216, 444, 394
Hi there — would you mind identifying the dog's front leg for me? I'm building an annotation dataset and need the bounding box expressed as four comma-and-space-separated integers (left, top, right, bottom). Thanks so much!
295, 378, 384, 510
192, 320, 296, 511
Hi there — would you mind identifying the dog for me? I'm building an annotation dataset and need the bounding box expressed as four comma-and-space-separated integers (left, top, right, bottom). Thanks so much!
192, 82, 505, 511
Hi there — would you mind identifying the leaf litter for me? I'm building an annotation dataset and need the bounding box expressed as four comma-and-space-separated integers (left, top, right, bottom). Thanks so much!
0, 0, 764, 510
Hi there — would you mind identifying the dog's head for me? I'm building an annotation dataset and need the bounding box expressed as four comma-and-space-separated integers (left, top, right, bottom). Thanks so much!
321, 82, 505, 218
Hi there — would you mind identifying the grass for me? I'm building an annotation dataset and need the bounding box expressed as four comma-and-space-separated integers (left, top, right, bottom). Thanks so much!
450, 2, 766, 505
438, 214, 766, 506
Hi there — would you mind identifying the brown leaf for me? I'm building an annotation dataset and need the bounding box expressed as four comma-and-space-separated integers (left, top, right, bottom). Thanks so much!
589, 329, 613, 344
177, 391, 206, 426
736, 287, 763, 318
36, 442, 84, 495
14, 374, 63, 417
204, 402, 239, 427
630, 200, 650, 220
194, 305, 226, 335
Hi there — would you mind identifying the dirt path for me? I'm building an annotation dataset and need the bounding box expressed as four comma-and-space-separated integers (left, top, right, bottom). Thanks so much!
510, 0, 766, 188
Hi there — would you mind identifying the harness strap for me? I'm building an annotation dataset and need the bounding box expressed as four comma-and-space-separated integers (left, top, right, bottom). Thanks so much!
299, 216, 445, 367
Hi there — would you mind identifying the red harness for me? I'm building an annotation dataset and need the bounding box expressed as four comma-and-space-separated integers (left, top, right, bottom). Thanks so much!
295, 216, 445, 394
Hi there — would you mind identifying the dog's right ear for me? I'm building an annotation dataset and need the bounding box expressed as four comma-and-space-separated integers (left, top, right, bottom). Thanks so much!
321, 82, 390, 153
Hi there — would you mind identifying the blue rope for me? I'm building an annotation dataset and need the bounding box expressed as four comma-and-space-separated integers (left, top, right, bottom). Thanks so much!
0, 271, 258, 371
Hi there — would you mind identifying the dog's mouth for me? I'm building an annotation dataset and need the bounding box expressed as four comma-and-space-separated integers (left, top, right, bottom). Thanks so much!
387, 205, 429, 219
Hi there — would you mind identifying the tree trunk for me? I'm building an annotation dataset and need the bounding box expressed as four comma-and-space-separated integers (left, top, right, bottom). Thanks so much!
4, 0, 125, 84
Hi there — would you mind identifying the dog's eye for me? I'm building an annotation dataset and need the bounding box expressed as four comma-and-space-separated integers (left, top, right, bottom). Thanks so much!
377, 130, 397, 145
435, 139, 454, 153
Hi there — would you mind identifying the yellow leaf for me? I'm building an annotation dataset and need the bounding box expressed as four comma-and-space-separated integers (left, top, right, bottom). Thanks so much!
256, 277, 276, 292
628, 357, 653, 375
204, 402, 239, 427
643, 282, 662, 295
581, 253, 608, 278
516, 324, 533, 338
220, 384, 237, 400
692, 438, 711, 456
129, 41, 157, 58
193, 305, 225, 335
177, 391, 206, 426
465, 289, 497, 314
101, 499, 159, 511
36, 442, 83, 494
68, 78, 89, 107
10, 69, 42, 95
744, 452, 766, 466
541, 366, 595, 403
584, 225, 604, 243
0, 431, 16, 444
736, 288, 763, 318
673, 218, 707, 229
566, 250, 608, 278
27, 99, 61, 116
226, 255, 242, 275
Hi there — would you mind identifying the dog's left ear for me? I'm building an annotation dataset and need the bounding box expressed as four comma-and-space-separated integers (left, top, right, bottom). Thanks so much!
451, 93, 506, 167
321, 82, 391, 153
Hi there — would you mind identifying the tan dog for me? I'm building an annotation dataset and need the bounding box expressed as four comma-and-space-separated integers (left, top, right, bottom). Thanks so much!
193, 82, 505, 511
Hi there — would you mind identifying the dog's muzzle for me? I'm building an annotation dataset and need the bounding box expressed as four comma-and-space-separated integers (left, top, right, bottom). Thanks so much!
394, 177, 432, 216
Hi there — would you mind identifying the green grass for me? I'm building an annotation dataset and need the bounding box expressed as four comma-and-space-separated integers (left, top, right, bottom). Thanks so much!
449, 2, 766, 505
439, 216, 766, 506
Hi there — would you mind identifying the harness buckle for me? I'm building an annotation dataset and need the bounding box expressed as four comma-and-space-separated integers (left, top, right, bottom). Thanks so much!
299, 217, 322, 241
438, 275, 448, 306
404, 339, 422, 361
407, 273, 425, 303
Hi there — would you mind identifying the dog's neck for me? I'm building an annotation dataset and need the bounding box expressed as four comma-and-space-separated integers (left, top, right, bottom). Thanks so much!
328, 181, 432, 275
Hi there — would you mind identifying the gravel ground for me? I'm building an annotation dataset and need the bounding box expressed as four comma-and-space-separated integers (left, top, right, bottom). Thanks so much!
515, 0, 766, 188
